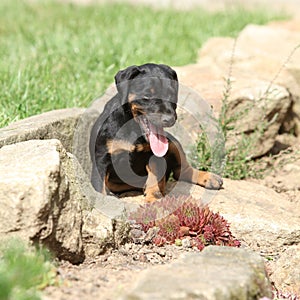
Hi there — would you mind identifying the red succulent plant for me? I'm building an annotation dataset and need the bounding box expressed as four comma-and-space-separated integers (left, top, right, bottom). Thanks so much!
129, 204, 157, 232
129, 195, 240, 250
156, 214, 181, 243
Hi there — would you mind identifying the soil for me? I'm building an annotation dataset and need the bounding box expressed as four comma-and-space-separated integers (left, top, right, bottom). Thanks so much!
43, 243, 199, 300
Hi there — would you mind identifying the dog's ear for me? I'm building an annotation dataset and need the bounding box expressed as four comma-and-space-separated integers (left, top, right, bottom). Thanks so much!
114, 65, 142, 85
158, 64, 178, 81
114, 65, 143, 97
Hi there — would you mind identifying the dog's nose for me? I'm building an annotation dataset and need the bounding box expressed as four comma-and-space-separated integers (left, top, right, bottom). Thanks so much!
162, 114, 176, 127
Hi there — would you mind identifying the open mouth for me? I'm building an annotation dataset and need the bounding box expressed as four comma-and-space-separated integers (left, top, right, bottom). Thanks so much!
139, 116, 169, 157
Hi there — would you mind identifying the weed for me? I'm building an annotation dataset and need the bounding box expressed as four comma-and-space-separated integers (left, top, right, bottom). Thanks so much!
192, 38, 300, 180
0, 239, 57, 300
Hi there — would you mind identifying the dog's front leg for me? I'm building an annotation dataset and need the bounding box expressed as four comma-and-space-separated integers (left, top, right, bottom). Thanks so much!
144, 157, 166, 203
169, 140, 223, 189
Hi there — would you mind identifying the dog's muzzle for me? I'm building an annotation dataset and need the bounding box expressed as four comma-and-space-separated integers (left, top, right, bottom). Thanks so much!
137, 113, 176, 157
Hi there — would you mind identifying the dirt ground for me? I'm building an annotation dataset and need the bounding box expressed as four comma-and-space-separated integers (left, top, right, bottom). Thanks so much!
43, 243, 199, 300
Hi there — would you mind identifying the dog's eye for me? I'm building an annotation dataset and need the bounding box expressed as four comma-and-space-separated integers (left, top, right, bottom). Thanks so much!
152, 99, 162, 105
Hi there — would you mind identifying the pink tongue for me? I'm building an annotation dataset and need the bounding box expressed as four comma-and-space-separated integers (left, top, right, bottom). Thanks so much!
149, 123, 168, 157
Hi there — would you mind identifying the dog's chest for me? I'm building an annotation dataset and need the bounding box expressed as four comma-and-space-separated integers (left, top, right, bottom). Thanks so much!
108, 140, 152, 175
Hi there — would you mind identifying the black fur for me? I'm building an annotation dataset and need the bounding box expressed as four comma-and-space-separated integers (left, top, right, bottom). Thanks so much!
90, 63, 223, 197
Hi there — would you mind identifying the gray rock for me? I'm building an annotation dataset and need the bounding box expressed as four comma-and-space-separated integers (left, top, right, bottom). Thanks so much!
121, 246, 272, 300
263, 148, 300, 194
180, 179, 300, 253
269, 244, 300, 295
0, 139, 84, 263
228, 23, 300, 138
236, 24, 300, 86
0, 108, 85, 153
197, 24, 300, 104
0, 139, 129, 263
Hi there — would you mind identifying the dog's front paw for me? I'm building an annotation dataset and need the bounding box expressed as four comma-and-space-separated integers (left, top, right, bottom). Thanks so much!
200, 172, 223, 190
144, 190, 164, 203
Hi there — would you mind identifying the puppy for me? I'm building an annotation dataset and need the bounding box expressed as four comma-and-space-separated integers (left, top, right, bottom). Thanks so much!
90, 63, 223, 202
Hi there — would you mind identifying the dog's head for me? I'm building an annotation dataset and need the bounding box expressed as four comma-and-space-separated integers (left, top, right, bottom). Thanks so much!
115, 63, 178, 157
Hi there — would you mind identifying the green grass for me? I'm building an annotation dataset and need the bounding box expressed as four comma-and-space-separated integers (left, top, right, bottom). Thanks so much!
0, 239, 56, 300
0, 0, 286, 127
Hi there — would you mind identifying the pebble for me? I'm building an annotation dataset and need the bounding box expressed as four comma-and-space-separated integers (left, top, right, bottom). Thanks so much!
182, 238, 192, 248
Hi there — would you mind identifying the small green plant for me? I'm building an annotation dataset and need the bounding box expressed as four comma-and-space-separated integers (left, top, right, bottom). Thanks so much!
0, 239, 57, 300
192, 76, 261, 180
193, 41, 300, 180
129, 195, 240, 250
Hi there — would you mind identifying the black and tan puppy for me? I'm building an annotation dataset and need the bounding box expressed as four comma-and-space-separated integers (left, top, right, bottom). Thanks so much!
90, 63, 223, 202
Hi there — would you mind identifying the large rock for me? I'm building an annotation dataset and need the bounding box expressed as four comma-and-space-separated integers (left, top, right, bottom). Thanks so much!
197, 23, 300, 98
0, 139, 83, 263
269, 244, 300, 295
0, 139, 129, 263
0, 108, 85, 153
198, 25, 300, 78
121, 246, 272, 300
262, 146, 300, 194
236, 24, 300, 85
203, 23, 300, 137
175, 65, 292, 158
174, 21, 300, 157
200, 179, 300, 253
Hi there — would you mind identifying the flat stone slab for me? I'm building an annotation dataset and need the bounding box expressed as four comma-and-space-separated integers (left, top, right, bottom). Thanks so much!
209, 179, 300, 253
121, 246, 272, 300
0, 108, 85, 153
269, 244, 300, 295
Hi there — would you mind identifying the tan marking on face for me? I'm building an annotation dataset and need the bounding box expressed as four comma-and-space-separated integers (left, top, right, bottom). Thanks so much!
131, 103, 138, 112
106, 139, 135, 155
135, 143, 151, 152
131, 103, 138, 119
130, 103, 146, 121
128, 93, 136, 102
